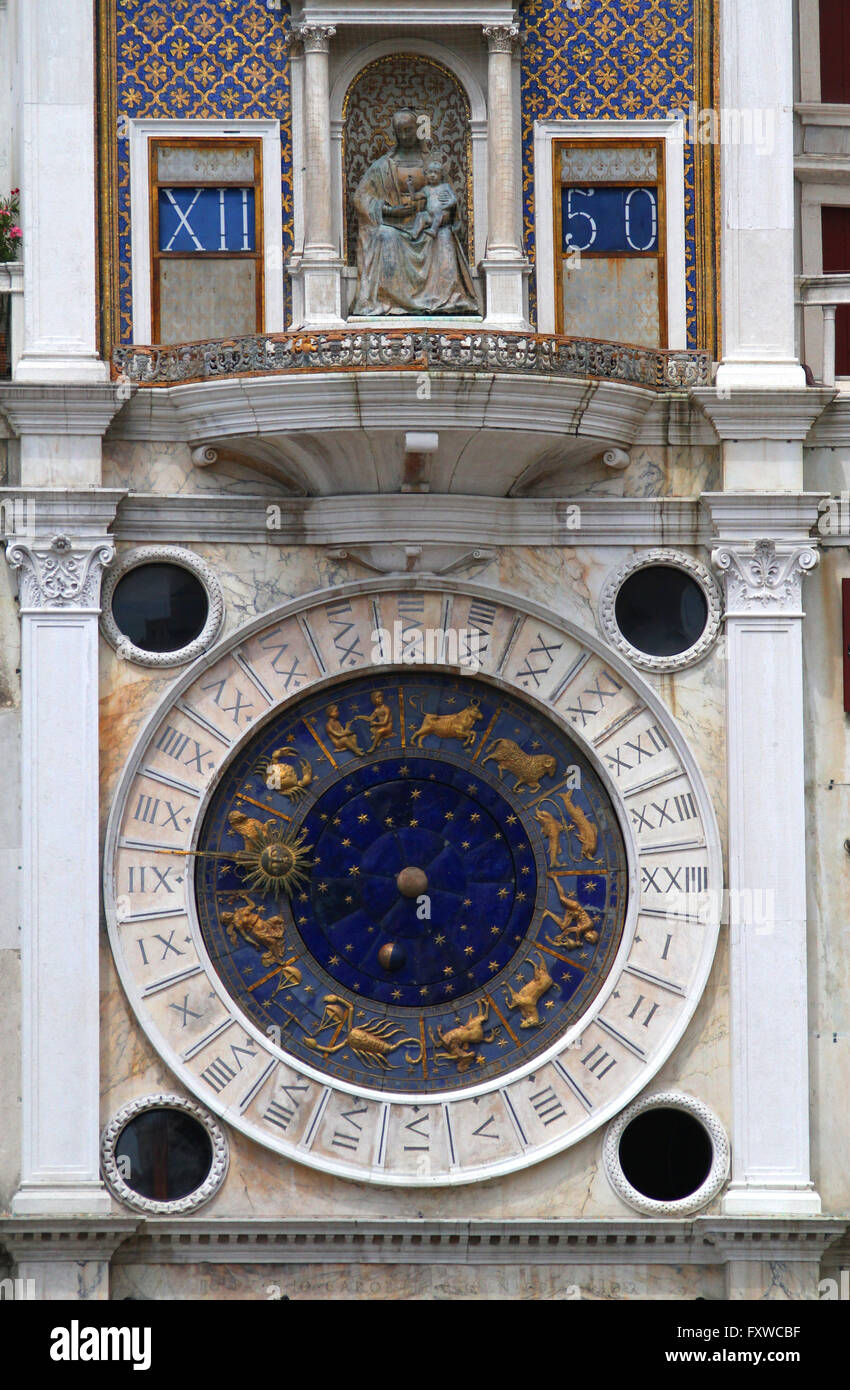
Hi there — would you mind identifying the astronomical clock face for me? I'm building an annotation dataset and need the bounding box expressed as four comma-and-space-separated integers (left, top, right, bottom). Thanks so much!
106, 582, 720, 1185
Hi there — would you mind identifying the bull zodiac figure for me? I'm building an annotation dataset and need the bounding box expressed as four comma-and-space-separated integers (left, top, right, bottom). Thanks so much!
429, 999, 499, 1072
542, 878, 601, 951
502, 953, 554, 1028
481, 738, 557, 793
254, 742, 313, 801
409, 696, 482, 749
305, 996, 422, 1069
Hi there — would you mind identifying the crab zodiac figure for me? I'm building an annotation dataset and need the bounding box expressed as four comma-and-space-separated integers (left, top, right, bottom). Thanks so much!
255, 742, 313, 801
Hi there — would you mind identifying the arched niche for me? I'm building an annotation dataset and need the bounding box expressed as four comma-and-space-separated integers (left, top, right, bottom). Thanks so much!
329, 38, 489, 271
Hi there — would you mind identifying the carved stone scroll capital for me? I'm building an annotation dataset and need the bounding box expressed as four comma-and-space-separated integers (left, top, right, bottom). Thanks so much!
6, 534, 115, 612
295, 23, 336, 54
711, 539, 819, 615
483, 23, 523, 54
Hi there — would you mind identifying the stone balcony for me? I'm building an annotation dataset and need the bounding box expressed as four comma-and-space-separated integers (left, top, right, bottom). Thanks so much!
109, 327, 713, 497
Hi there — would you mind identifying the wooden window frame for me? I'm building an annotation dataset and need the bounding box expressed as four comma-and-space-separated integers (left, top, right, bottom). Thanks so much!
552, 136, 668, 347
149, 136, 265, 345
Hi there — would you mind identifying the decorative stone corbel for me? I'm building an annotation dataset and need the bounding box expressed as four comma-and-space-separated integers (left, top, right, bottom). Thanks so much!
326, 543, 497, 577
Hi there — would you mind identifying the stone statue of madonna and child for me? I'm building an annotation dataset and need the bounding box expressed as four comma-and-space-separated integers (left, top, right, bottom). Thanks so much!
351, 108, 480, 317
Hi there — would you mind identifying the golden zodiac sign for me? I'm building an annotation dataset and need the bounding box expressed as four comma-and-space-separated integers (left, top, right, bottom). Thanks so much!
220, 894, 302, 993
535, 793, 599, 868
325, 704, 363, 756
481, 738, 557, 793
304, 995, 423, 1069
409, 695, 482, 749
429, 999, 499, 1072
542, 878, 601, 951
502, 953, 554, 1028
353, 689, 394, 753
254, 742, 314, 801
226, 811, 313, 897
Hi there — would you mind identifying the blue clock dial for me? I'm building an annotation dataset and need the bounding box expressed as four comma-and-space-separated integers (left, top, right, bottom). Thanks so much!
195, 671, 628, 1095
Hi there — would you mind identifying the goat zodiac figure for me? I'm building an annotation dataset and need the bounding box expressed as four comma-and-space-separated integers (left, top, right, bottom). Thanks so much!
502, 953, 554, 1028
429, 1000, 499, 1072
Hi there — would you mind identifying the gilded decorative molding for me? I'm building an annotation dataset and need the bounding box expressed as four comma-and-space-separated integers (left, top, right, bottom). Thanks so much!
711, 539, 820, 615
6, 534, 115, 612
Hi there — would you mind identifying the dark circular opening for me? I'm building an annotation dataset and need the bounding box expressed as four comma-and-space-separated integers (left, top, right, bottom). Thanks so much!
618, 1107, 713, 1202
111, 563, 209, 654
614, 565, 709, 658
114, 1108, 214, 1203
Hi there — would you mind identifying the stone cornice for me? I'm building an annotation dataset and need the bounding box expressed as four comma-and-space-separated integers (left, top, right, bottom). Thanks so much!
0, 1220, 138, 1265
101, 1217, 843, 1267
703, 492, 827, 542
112, 493, 712, 548
288, 1, 517, 24
692, 387, 834, 441
0, 384, 129, 438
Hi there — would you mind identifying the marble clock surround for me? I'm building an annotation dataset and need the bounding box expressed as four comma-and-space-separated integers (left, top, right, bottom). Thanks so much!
100, 562, 726, 1205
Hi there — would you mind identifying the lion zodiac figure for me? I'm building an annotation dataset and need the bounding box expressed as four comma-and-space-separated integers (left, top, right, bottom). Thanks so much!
481, 738, 557, 793
502, 953, 554, 1028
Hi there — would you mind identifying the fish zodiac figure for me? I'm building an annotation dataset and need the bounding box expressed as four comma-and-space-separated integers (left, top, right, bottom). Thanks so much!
409, 696, 482, 749
481, 738, 557, 793
255, 742, 313, 801
535, 793, 599, 868
429, 999, 499, 1072
305, 996, 423, 1069
502, 953, 554, 1028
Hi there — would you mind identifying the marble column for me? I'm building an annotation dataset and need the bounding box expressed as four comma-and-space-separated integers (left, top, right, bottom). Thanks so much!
716, 0, 804, 389
5, 495, 122, 1217
292, 23, 345, 328
707, 495, 824, 1216
12, 0, 107, 383
481, 24, 530, 329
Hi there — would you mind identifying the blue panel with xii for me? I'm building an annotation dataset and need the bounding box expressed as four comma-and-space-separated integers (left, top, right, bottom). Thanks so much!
158, 187, 256, 253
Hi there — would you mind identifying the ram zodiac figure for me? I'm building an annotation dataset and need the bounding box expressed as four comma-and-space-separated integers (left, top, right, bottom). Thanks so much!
481, 738, 557, 793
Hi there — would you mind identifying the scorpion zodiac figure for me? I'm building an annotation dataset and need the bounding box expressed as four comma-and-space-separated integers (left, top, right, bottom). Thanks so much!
429, 1000, 499, 1072
254, 741, 313, 801
305, 996, 423, 1070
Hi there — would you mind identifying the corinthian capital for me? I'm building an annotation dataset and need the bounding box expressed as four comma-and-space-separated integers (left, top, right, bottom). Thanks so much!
6, 533, 115, 612
483, 23, 522, 54
711, 539, 819, 616
295, 23, 336, 54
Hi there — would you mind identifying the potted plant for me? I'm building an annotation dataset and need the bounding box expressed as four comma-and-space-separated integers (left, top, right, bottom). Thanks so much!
0, 190, 21, 377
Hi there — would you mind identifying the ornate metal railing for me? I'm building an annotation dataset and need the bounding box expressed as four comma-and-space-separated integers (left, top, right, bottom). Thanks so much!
113, 328, 712, 391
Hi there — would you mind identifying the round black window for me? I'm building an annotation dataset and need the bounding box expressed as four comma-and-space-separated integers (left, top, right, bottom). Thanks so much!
618, 1108, 713, 1202
614, 565, 708, 658
115, 1108, 213, 1203
111, 563, 209, 653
